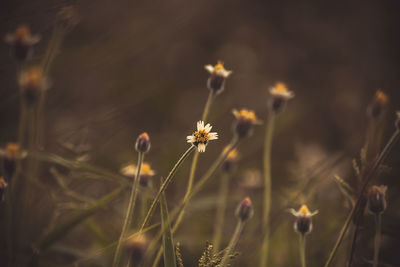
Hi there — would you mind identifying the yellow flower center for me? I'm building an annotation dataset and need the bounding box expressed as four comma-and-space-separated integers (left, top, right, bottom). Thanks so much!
0, 177, 7, 188
375, 90, 388, 104
195, 129, 209, 143
274, 82, 288, 92
299, 204, 310, 215
213, 61, 225, 71
15, 26, 29, 41
141, 163, 154, 176
238, 109, 257, 122
6, 143, 20, 158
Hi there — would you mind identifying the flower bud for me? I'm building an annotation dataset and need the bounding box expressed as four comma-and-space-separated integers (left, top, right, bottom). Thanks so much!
221, 147, 239, 173
125, 234, 148, 266
19, 67, 48, 105
232, 109, 261, 138
4, 25, 40, 62
135, 132, 151, 153
367, 90, 388, 118
367, 185, 387, 214
0, 177, 8, 202
235, 197, 254, 222
289, 204, 318, 236
268, 82, 294, 114
204, 61, 232, 95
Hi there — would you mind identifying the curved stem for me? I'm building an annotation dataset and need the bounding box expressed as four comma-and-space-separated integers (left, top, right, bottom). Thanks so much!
324, 130, 399, 267
299, 235, 306, 267
139, 145, 195, 231
219, 220, 244, 267
212, 172, 230, 251
373, 214, 382, 267
112, 152, 144, 267
260, 112, 275, 267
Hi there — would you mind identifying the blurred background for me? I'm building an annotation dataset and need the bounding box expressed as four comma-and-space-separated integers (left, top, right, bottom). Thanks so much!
1, 0, 400, 266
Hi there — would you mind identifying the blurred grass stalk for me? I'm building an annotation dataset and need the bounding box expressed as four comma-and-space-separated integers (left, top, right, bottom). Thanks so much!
212, 172, 229, 251
299, 235, 306, 267
260, 112, 275, 267
150, 137, 240, 266
218, 220, 244, 267
112, 152, 144, 267
324, 128, 399, 267
373, 213, 382, 267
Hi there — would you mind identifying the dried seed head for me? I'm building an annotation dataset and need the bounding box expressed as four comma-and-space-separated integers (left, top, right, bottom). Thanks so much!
289, 204, 318, 236
367, 90, 388, 118
221, 147, 239, 173
120, 163, 155, 187
125, 234, 148, 266
232, 109, 261, 138
135, 132, 151, 153
268, 82, 295, 113
0, 177, 8, 202
4, 25, 40, 62
235, 197, 254, 222
204, 61, 232, 94
367, 185, 387, 214
19, 67, 48, 105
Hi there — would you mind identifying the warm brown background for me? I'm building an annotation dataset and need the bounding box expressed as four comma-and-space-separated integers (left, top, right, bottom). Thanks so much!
1, 0, 400, 266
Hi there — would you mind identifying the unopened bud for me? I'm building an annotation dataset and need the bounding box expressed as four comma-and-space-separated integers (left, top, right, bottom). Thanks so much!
367, 185, 387, 214
135, 132, 151, 153
235, 197, 254, 222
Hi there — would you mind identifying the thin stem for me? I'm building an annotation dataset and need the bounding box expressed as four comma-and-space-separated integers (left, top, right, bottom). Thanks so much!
212, 172, 229, 251
373, 214, 382, 267
299, 235, 306, 267
139, 145, 195, 231
324, 130, 399, 267
219, 220, 244, 267
112, 152, 144, 267
260, 112, 275, 267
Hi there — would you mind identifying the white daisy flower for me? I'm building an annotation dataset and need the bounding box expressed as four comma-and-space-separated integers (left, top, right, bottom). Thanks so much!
269, 82, 295, 100
204, 61, 232, 78
289, 204, 318, 235
186, 120, 218, 153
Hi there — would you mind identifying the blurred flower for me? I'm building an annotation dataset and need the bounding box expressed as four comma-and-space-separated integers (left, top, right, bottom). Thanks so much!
56, 6, 80, 32
367, 90, 388, 118
4, 25, 40, 62
367, 185, 387, 214
268, 82, 294, 113
235, 197, 254, 222
232, 109, 261, 138
120, 162, 155, 187
0, 177, 8, 202
205, 61, 232, 94
0, 143, 26, 181
18, 66, 49, 105
125, 234, 148, 266
135, 132, 151, 153
289, 204, 318, 236
187, 121, 218, 152
239, 169, 263, 190
221, 147, 239, 173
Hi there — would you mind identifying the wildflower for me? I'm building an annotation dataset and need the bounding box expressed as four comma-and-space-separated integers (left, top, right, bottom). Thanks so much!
204, 61, 232, 94
4, 25, 40, 62
125, 234, 148, 266
120, 162, 155, 187
289, 204, 318, 236
232, 109, 261, 138
135, 132, 151, 154
235, 197, 254, 222
268, 82, 295, 113
0, 143, 26, 181
187, 121, 218, 152
19, 67, 49, 105
221, 147, 239, 173
0, 177, 8, 202
368, 90, 388, 118
367, 185, 387, 214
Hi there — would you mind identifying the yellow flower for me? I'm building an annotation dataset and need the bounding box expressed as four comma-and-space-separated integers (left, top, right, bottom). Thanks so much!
232, 109, 261, 138
120, 162, 155, 187
204, 61, 232, 78
269, 82, 295, 100
187, 121, 218, 152
289, 204, 318, 235
4, 25, 40, 62
19, 67, 49, 104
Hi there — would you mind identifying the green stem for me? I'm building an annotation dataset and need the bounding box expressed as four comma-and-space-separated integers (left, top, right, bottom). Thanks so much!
112, 152, 144, 267
212, 172, 229, 251
324, 130, 399, 267
139, 145, 195, 231
219, 220, 244, 267
373, 214, 382, 267
260, 112, 275, 267
299, 235, 306, 267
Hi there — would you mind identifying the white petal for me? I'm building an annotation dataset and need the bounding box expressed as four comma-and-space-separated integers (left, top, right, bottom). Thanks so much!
198, 143, 206, 152
204, 65, 214, 73
197, 120, 204, 131
208, 132, 218, 140
222, 70, 232, 78
204, 123, 212, 133
187, 135, 196, 143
